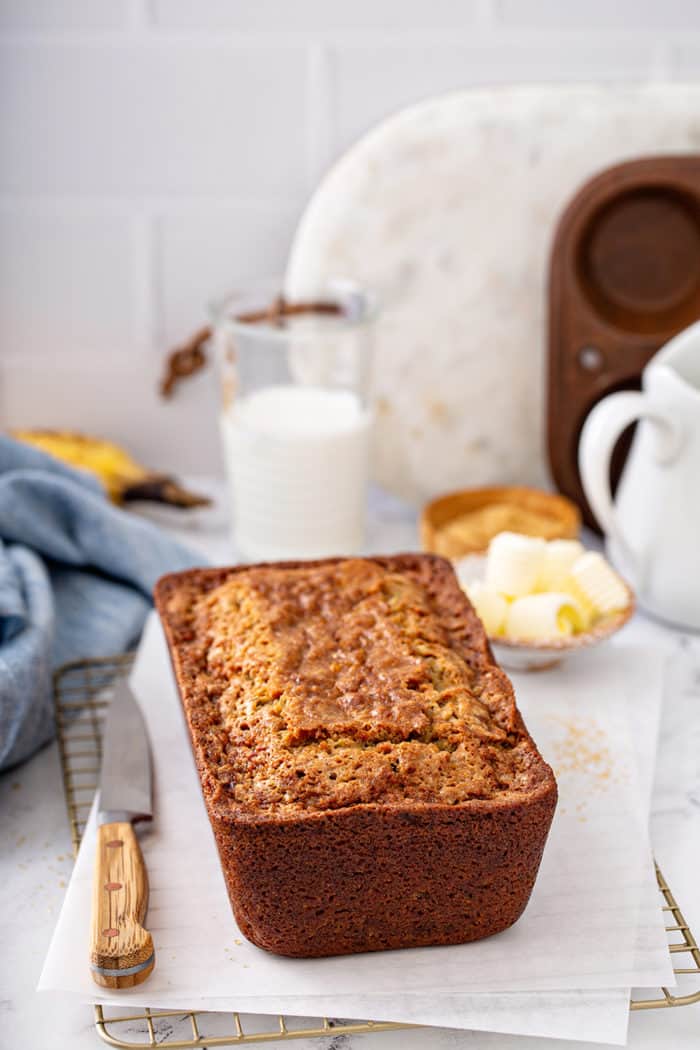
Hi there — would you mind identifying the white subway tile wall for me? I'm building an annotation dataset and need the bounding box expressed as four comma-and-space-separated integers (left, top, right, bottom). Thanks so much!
0, 42, 309, 195
330, 38, 656, 157
151, 1, 483, 32
0, 212, 136, 357
0, 1, 128, 31
0, 0, 698, 475
156, 206, 303, 348
495, 0, 700, 30
671, 42, 700, 77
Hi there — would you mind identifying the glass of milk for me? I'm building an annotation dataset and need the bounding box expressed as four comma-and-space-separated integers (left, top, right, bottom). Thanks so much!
210, 279, 377, 561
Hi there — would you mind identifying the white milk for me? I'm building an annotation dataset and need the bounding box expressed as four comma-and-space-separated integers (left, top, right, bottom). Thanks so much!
220, 385, 372, 560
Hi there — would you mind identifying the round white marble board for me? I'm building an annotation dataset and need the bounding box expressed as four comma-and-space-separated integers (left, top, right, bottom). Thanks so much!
285, 84, 700, 505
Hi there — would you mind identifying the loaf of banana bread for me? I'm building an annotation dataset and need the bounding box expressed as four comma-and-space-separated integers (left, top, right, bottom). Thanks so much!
155, 554, 557, 958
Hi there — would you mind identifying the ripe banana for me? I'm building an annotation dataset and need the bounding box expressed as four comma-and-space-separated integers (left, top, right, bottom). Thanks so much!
12, 430, 210, 509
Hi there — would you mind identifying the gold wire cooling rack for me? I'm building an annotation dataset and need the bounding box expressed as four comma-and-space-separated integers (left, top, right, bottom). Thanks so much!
54, 655, 700, 1049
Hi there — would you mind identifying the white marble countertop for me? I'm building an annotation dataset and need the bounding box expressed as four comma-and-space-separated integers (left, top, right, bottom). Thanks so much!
1, 483, 699, 1050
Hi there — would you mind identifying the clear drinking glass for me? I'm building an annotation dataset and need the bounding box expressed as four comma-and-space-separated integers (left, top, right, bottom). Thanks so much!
210, 279, 377, 561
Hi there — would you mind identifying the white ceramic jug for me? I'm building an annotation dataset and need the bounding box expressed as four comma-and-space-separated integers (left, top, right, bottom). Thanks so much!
579, 320, 700, 630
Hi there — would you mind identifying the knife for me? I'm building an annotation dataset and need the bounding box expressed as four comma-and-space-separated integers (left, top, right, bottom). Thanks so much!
90, 678, 155, 988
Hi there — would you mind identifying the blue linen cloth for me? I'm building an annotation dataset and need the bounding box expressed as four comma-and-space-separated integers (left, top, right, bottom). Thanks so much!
0, 436, 202, 771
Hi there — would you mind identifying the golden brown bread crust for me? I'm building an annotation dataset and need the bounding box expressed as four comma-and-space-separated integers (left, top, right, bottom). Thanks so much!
155, 554, 557, 958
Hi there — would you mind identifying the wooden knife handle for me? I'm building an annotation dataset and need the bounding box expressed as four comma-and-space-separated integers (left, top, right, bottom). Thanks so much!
90, 821, 155, 988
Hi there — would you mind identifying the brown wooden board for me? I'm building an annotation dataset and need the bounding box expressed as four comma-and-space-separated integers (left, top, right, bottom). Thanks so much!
547, 154, 700, 529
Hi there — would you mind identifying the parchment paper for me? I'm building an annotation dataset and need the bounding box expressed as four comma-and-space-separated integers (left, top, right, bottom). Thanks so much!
39, 615, 673, 1043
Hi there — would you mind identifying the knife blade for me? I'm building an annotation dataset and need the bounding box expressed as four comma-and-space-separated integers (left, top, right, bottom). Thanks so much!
90, 678, 155, 988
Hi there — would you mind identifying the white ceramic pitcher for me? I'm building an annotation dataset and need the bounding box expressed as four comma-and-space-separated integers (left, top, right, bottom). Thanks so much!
579, 320, 700, 630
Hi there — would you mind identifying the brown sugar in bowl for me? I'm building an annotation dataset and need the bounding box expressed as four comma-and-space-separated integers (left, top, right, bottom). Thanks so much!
421, 486, 581, 559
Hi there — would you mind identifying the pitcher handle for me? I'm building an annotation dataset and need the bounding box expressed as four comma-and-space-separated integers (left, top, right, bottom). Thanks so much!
578, 391, 682, 564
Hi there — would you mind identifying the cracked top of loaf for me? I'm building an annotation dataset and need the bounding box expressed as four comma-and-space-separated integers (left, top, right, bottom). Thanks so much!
156, 555, 555, 819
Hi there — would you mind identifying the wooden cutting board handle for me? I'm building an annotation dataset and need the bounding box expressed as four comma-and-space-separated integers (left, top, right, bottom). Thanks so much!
90, 821, 155, 988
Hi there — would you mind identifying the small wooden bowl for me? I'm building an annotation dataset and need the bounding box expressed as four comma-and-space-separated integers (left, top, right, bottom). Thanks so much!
420, 486, 581, 559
